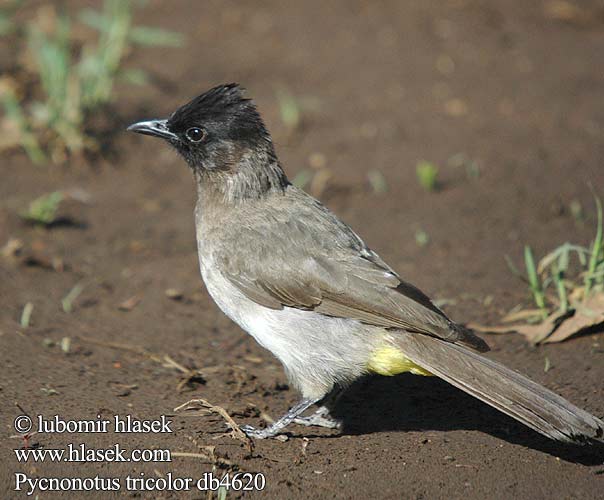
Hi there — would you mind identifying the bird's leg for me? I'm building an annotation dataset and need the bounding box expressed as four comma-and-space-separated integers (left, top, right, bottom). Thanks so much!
293, 388, 343, 429
241, 398, 319, 439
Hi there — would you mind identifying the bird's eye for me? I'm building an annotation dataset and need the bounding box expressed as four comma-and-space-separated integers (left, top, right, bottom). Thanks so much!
185, 127, 205, 143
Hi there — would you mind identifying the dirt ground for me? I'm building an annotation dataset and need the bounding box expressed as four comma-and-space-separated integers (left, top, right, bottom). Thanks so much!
2, 1, 604, 498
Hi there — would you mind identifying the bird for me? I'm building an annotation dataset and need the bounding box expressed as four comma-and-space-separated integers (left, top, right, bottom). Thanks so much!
128, 83, 603, 443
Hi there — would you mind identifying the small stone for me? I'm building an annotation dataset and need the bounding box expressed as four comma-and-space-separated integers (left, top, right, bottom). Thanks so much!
165, 288, 184, 301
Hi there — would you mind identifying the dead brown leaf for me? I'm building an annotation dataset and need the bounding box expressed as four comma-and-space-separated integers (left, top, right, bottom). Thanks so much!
467, 323, 519, 334
469, 316, 561, 344
118, 295, 141, 311
512, 319, 560, 344
543, 293, 604, 343
470, 293, 604, 345
501, 308, 546, 323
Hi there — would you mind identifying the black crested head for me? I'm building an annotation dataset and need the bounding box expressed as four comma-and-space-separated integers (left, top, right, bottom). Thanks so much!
128, 83, 288, 201
167, 83, 270, 149
128, 83, 275, 168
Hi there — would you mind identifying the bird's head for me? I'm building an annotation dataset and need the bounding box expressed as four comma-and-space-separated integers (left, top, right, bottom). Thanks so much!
128, 83, 278, 176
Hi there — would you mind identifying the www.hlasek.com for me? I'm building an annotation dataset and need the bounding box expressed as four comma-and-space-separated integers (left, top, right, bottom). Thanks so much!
13, 414, 266, 495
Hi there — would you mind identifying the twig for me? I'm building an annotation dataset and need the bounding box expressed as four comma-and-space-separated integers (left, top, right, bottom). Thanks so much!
163, 356, 206, 392
77, 336, 162, 363
174, 398, 252, 452
171, 451, 233, 467
182, 435, 236, 469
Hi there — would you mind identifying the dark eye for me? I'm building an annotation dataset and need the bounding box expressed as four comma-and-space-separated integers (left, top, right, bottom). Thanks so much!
185, 127, 205, 143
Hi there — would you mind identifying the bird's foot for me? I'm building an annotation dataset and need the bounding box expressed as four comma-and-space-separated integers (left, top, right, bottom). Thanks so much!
293, 414, 342, 429
240, 424, 276, 439
293, 406, 342, 429
240, 397, 320, 439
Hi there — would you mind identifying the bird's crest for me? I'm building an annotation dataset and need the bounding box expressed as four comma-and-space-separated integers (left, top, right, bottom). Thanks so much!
167, 83, 263, 135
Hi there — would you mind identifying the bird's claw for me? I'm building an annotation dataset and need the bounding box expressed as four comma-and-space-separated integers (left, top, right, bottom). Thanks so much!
293, 415, 342, 429
240, 424, 273, 439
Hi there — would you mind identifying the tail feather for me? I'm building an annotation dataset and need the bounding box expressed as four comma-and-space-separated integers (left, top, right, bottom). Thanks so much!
396, 332, 604, 444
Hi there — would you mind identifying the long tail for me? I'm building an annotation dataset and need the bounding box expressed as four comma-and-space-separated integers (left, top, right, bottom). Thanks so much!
396, 332, 604, 444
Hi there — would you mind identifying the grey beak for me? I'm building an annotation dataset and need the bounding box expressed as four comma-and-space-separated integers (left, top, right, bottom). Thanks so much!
127, 119, 177, 140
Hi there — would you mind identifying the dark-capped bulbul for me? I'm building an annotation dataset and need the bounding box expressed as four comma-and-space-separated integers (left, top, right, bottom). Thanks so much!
128, 83, 603, 442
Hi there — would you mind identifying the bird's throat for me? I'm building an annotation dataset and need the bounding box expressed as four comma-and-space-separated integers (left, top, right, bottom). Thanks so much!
196, 160, 289, 206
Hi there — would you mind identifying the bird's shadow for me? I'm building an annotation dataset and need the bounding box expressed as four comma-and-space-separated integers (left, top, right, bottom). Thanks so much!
321, 374, 604, 465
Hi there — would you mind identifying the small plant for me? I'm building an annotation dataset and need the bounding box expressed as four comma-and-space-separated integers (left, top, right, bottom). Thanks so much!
416, 161, 439, 191
21, 191, 64, 225
274, 87, 320, 133
584, 195, 603, 296
0, 0, 183, 164
276, 88, 301, 131
507, 195, 604, 320
474, 194, 604, 345
367, 169, 388, 194
523, 245, 548, 316
415, 228, 429, 247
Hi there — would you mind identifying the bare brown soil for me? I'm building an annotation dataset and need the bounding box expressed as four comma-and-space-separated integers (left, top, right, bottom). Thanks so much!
2, 1, 604, 498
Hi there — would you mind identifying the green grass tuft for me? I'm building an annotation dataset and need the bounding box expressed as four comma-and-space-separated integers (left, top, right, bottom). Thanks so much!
1, 0, 184, 164
510, 194, 604, 317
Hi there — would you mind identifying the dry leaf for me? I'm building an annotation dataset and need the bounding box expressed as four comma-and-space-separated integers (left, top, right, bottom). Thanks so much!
469, 320, 555, 343
501, 308, 545, 323
118, 295, 141, 311
512, 318, 559, 344
467, 323, 519, 334
542, 293, 604, 343
468, 310, 568, 344
471, 293, 604, 345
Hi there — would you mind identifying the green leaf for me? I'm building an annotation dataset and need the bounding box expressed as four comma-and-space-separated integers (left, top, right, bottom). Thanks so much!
129, 25, 184, 47
585, 195, 603, 296
415, 229, 429, 247
416, 161, 439, 192
21, 191, 64, 225
0, 87, 46, 164
276, 90, 301, 130
78, 9, 111, 31
524, 245, 547, 314
119, 68, 150, 85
